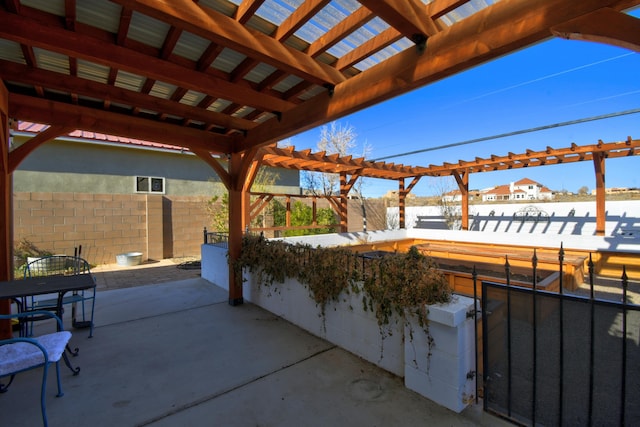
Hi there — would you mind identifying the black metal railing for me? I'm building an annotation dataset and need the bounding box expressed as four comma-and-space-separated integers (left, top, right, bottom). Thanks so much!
203, 228, 229, 248
475, 247, 639, 426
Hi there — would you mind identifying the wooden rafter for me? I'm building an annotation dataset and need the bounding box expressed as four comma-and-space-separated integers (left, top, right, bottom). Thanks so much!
9, 94, 234, 154
110, 0, 346, 87
0, 10, 295, 114
240, 0, 640, 151
306, 7, 374, 58
358, 0, 438, 43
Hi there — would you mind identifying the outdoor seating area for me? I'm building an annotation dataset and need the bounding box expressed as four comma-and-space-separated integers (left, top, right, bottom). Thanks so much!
0, 276, 508, 427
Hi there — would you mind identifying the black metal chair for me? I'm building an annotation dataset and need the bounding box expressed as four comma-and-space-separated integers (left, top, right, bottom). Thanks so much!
23, 256, 96, 338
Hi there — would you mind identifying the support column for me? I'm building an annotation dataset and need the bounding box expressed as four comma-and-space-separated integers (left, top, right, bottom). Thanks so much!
399, 179, 406, 229
593, 152, 606, 236
227, 152, 246, 305
0, 82, 13, 339
453, 170, 469, 230
339, 173, 348, 232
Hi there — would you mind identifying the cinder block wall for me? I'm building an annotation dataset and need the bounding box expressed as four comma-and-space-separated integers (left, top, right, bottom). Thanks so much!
14, 192, 209, 266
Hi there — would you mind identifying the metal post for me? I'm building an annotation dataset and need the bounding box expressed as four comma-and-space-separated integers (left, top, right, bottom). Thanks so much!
621, 266, 628, 426
558, 243, 565, 425
588, 253, 595, 426
531, 249, 538, 425
203, 227, 207, 244
505, 255, 512, 418
472, 266, 479, 404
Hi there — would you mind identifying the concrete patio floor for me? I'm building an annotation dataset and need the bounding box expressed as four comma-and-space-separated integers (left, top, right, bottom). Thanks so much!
1, 274, 511, 426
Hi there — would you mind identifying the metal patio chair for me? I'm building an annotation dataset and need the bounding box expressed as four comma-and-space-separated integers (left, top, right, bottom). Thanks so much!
23, 256, 96, 338
0, 311, 72, 427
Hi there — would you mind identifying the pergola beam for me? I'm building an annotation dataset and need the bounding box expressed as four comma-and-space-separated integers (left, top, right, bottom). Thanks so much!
240, 0, 635, 151
551, 7, 640, 52
9, 94, 234, 154
0, 61, 257, 134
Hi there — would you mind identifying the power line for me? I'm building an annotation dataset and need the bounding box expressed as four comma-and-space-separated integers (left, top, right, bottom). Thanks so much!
372, 108, 640, 162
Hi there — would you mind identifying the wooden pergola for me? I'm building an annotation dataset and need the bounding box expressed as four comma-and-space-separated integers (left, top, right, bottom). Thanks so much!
251, 137, 640, 235
2, 1, 640, 327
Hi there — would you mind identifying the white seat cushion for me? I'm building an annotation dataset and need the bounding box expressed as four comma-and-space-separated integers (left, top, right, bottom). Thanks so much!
0, 331, 72, 376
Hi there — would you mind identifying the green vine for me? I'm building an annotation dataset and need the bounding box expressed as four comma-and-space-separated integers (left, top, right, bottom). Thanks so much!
233, 235, 452, 330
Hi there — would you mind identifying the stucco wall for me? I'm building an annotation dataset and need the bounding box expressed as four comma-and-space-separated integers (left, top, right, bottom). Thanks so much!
13, 137, 300, 196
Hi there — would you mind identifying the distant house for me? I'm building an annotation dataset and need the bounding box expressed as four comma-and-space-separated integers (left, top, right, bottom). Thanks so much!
441, 190, 462, 203
481, 178, 553, 202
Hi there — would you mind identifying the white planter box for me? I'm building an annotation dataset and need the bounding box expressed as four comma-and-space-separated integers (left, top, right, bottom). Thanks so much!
201, 245, 478, 413
404, 295, 477, 413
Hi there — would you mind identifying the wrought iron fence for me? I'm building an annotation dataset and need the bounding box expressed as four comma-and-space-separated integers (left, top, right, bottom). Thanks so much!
475, 249, 639, 426
203, 228, 229, 248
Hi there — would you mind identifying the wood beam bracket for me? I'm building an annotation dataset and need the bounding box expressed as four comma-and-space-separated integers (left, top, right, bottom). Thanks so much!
323, 84, 335, 97
273, 111, 282, 122
411, 34, 428, 53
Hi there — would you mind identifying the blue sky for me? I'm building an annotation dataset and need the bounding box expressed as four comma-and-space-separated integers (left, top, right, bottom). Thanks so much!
287, 24, 640, 198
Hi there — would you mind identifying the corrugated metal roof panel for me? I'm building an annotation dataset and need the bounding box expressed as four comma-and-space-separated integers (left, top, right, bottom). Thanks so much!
149, 81, 177, 100
180, 90, 206, 107
297, 85, 325, 101
439, 0, 499, 27
77, 0, 122, 34
21, 0, 64, 16
211, 48, 246, 73
33, 48, 69, 74
174, 31, 210, 62
244, 62, 277, 84
114, 70, 146, 92
207, 98, 233, 113
256, 0, 296, 26
198, 0, 237, 16
77, 59, 110, 84
0, 39, 25, 64
232, 106, 255, 118
272, 75, 302, 93
127, 11, 171, 49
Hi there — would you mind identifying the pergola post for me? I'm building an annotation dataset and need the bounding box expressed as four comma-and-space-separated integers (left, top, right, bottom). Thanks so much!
0, 82, 13, 338
593, 151, 606, 236
339, 173, 348, 232
398, 179, 406, 229
453, 170, 469, 230
227, 152, 248, 306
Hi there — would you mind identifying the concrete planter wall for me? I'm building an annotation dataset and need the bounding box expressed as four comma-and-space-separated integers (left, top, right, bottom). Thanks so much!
202, 242, 476, 412
404, 296, 477, 413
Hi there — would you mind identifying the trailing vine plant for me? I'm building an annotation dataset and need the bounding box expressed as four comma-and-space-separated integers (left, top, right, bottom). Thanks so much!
233, 235, 452, 338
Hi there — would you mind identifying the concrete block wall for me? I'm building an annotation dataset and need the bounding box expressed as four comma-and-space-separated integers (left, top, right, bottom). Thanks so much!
14, 192, 209, 266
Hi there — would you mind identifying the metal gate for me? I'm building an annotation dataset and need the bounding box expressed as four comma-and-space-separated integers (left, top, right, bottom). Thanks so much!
480, 264, 640, 426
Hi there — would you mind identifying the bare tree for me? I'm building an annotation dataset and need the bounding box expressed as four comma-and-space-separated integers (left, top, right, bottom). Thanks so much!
301, 122, 373, 231
578, 185, 589, 195
302, 122, 359, 196
431, 177, 462, 230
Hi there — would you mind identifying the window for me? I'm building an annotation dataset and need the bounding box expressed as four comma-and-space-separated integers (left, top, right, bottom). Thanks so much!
135, 176, 165, 194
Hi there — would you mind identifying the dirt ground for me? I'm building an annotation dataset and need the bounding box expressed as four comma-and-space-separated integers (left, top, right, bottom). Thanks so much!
91, 257, 202, 291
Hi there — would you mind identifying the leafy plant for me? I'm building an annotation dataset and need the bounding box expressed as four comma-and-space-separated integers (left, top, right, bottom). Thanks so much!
14, 239, 53, 266
233, 235, 451, 331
